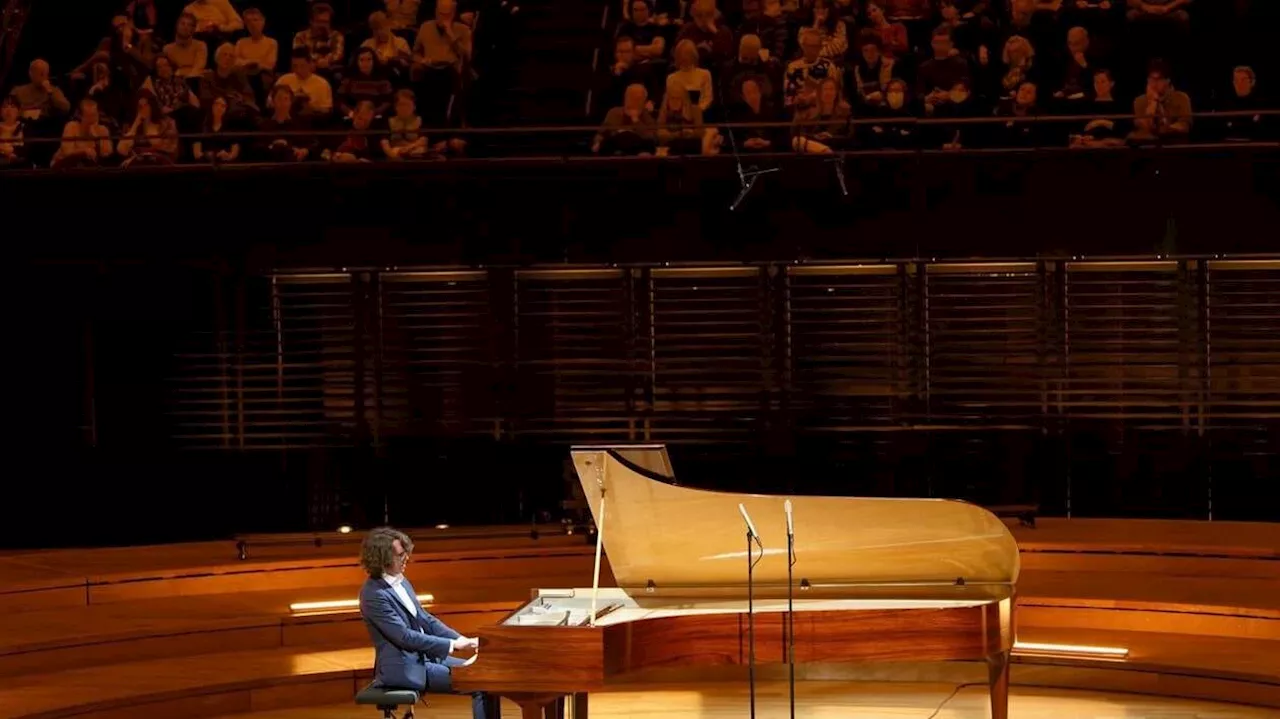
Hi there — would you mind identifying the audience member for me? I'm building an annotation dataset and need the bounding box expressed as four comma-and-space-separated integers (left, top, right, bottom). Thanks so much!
326, 101, 382, 162
657, 85, 714, 155
729, 77, 780, 151
850, 33, 897, 110
785, 29, 841, 107
146, 55, 202, 128
594, 83, 657, 155
617, 0, 667, 62
1218, 66, 1267, 141
52, 98, 113, 168
1072, 67, 1127, 145
365, 12, 414, 71
339, 48, 396, 118
203, 43, 260, 119
165, 13, 211, 78
864, 1, 910, 59
277, 51, 335, 116
802, 0, 849, 59
8, 59, 71, 121
257, 85, 314, 161
724, 35, 776, 107
386, 0, 423, 33
184, 0, 244, 37
679, 0, 735, 67
737, 0, 788, 64
236, 9, 280, 77
382, 89, 432, 159
294, 3, 346, 75
792, 76, 852, 153
1130, 59, 1191, 142
118, 92, 180, 166
0, 96, 24, 166
192, 96, 242, 163
917, 25, 971, 105
668, 39, 715, 112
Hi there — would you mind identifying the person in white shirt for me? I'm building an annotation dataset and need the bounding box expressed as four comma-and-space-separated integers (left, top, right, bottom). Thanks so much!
275, 50, 333, 115
358, 528, 500, 719
184, 0, 243, 35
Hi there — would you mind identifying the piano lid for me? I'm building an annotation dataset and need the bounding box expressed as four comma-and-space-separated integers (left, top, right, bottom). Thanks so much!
571, 444, 1020, 604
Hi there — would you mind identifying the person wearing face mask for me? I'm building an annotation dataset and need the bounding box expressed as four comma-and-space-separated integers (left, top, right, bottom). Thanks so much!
865, 77, 914, 148
928, 79, 980, 149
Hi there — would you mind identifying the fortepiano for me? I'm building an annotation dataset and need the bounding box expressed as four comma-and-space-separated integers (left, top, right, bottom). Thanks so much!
453, 444, 1020, 719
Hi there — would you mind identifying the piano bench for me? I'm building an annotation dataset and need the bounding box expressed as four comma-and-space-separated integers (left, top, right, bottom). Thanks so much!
355, 684, 421, 719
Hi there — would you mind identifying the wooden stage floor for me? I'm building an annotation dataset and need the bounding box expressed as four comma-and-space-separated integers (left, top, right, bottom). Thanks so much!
209, 682, 1276, 719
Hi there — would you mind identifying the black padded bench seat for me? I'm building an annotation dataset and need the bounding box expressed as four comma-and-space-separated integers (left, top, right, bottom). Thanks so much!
356, 683, 421, 718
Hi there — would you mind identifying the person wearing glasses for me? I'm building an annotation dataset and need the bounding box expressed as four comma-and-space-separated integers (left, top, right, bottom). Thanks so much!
358, 527, 501, 719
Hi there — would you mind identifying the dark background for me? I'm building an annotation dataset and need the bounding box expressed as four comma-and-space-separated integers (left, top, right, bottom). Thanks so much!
5, 146, 1280, 549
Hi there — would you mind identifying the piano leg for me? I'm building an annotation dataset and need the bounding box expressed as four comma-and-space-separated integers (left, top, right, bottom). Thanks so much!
571, 692, 589, 719
987, 650, 1011, 719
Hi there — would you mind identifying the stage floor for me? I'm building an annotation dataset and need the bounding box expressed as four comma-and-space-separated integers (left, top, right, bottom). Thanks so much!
209, 682, 1274, 719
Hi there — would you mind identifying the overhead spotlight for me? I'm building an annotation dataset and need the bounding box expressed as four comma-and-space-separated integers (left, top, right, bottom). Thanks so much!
338, 525, 353, 534
435, 524, 450, 530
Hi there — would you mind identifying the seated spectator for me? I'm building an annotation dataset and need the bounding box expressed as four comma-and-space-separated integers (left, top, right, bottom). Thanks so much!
883, 0, 931, 22
325, 100, 382, 162
864, 77, 916, 147
784, 29, 841, 108
386, 0, 423, 34
125, 0, 158, 35
294, 3, 346, 76
0, 96, 24, 167
617, 0, 666, 62
864, 1, 909, 60
236, 9, 280, 79
364, 12, 413, 72
145, 55, 202, 129
277, 51, 335, 116
994, 80, 1047, 146
737, 0, 788, 65
86, 61, 130, 126
657, 85, 715, 155
850, 32, 897, 111
917, 25, 971, 107
593, 83, 657, 155
928, 78, 981, 148
938, 0, 990, 54
994, 35, 1038, 101
257, 85, 314, 161
71, 16, 158, 96
1130, 59, 1191, 143
8, 59, 71, 121
339, 48, 395, 118
792, 77, 851, 153
725, 35, 776, 108
382, 89, 433, 159
729, 78, 780, 152
1054, 27, 1095, 105
667, 40, 714, 113
118, 92, 180, 166
678, 0, 735, 68
414, 0, 473, 74
192, 96, 241, 163
798, 0, 847, 59
52, 98, 113, 169
184, 0, 243, 39
1218, 66, 1268, 141
1126, 0, 1191, 27
605, 36, 656, 111
202, 43, 259, 119
1071, 67, 1127, 146
165, 13, 210, 78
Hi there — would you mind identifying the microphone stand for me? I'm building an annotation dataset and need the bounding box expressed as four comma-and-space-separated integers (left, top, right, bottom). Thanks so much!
740, 505, 764, 719
786, 501, 796, 719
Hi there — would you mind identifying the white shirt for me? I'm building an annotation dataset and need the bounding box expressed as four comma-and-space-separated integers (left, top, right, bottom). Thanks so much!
275, 72, 333, 113
383, 573, 418, 617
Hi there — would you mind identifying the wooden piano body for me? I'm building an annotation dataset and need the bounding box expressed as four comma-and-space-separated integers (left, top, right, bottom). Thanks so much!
453, 445, 1020, 719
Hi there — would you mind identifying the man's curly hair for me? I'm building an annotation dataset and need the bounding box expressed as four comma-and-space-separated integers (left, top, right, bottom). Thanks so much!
360, 526, 414, 578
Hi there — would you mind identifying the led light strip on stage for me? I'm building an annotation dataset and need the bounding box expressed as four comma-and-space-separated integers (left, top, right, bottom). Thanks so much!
290, 594, 435, 615
1013, 641, 1130, 660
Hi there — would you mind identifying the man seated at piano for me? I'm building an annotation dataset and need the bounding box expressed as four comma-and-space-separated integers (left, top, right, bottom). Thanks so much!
359, 527, 502, 719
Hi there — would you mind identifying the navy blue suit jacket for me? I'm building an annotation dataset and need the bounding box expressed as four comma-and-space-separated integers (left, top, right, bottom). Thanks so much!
359, 576, 461, 691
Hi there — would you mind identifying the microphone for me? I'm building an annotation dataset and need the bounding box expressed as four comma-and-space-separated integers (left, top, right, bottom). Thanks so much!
738, 503, 761, 543
784, 499, 794, 537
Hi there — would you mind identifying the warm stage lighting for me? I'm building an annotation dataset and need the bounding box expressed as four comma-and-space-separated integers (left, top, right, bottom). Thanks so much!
436, 524, 450, 530
338, 525, 353, 534
290, 594, 435, 615
1013, 641, 1130, 660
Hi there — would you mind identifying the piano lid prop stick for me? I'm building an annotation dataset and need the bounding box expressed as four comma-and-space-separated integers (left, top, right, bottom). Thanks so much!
589, 484, 606, 627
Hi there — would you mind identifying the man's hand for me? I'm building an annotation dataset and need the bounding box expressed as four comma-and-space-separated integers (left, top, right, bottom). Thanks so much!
451, 635, 479, 652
